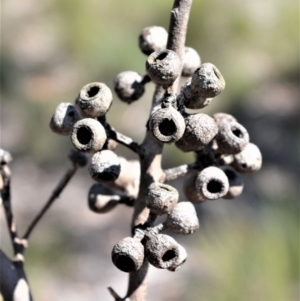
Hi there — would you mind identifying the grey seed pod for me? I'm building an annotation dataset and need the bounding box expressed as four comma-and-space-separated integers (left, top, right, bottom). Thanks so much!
88, 183, 121, 213
216, 121, 249, 154
181, 79, 212, 109
167, 244, 187, 272
139, 26, 168, 55
114, 71, 145, 104
183, 174, 203, 203
0, 149, 12, 165
145, 234, 181, 270
71, 118, 107, 153
195, 166, 229, 201
191, 63, 225, 98
165, 202, 199, 235
146, 50, 181, 88
49, 102, 81, 136
112, 237, 145, 273
213, 112, 237, 125
232, 143, 262, 173
146, 182, 179, 216
77, 82, 113, 117
89, 150, 121, 182
182, 47, 201, 77
176, 113, 218, 152
222, 167, 244, 199
149, 107, 185, 143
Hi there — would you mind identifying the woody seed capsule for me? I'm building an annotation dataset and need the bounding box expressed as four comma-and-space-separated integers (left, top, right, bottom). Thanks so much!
176, 113, 218, 152
71, 118, 107, 153
146, 182, 179, 216
213, 112, 237, 125
167, 244, 187, 272
232, 143, 262, 173
145, 234, 181, 270
138, 26, 168, 55
77, 82, 113, 117
88, 183, 121, 213
114, 71, 145, 104
49, 102, 81, 135
195, 166, 229, 201
191, 63, 225, 98
112, 237, 145, 273
149, 106, 185, 143
146, 50, 181, 88
182, 47, 201, 77
216, 121, 249, 154
89, 150, 121, 182
222, 167, 244, 199
165, 202, 199, 235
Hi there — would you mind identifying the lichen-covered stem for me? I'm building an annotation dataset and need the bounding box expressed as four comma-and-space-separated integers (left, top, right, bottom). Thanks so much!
126, 1, 193, 300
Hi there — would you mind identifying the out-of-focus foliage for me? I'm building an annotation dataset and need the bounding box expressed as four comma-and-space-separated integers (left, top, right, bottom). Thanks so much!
1, 0, 298, 300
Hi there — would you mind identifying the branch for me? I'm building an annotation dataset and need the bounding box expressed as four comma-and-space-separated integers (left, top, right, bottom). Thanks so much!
163, 162, 201, 182
23, 150, 86, 240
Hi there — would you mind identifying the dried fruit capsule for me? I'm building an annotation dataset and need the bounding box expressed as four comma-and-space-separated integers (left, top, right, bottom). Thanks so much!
213, 112, 237, 125
146, 50, 181, 88
149, 107, 185, 143
88, 183, 121, 213
165, 202, 199, 235
216, 121, 249, 154
222, 167, 244, 199
191, 63, 225, 98
114, 71, 145, 104
232, 143, 262, 173
146, 182, 179, 216
89, 150, 121, 182
139, 26, 168, 55
180, 79, 212, 109
76, 82, 113, 117
183, 174, 203, 203
195, 166, 229, 201
182, 47, 201, 77
71, 118, 107, 153
49, 102, 81, 135
145, 234, 181, 270
167, 244, 187, 272
112, 237, 144, 273
176, 113, 218, 152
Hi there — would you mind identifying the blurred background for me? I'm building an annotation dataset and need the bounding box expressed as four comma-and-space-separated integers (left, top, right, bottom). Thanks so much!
1, 0, 299, 300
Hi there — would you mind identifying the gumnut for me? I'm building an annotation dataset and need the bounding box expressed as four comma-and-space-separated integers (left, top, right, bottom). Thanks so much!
167, 244, 187, 272
114, 71, 145, 104
182, 47, 201, 77
146, 49, 181, 88
216, 121, 249, 154
222, 167, 244, 199
138, 26, 168, 55
76, 82, 113, 117
232, 143, 262, 173
149, 106, 185, 143
145, 234, 182, 270
213, 112, 237, 125
71, 118, 107, 153
89, 150, 121, 182
176, 113, 218, 152
112, 237, 145, 273
191, 63, 225, 98
88, 183, 122, 213
195, 166, 229, 201
165, 202, 199, 235
49, 102, 81, 135
146, 182, 179, 215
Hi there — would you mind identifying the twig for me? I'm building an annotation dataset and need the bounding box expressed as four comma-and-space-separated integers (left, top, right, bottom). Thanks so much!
23, 150, 86, 240
163, 162, 201, 182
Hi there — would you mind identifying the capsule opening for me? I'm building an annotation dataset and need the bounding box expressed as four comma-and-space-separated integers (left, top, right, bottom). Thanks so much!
87, 86, 100, 97
155, 51, 168, 62
232, 127, 243, 138
162, 249, 177, 262
159, 119, 176, 136
207, 180, 223, 193
115, 255, 136, 273
77, 127, 93, 145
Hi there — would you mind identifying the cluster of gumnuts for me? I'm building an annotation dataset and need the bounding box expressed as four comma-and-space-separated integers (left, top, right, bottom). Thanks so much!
49, 26, 262, 274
